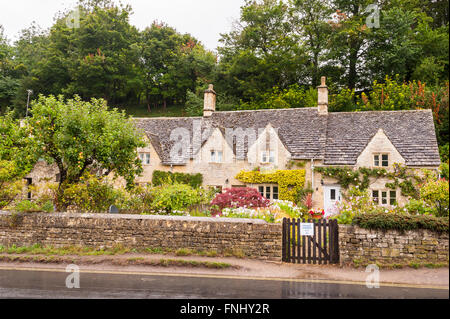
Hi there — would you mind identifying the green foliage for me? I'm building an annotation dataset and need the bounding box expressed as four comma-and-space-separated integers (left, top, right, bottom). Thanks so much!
314, 166, 389, 190
0, 178, 24, 209
316, 164, 434, 199
152, 170, 203, 189
14, 200, 54, 213
352, 212, 448, 233
150, 183, 202, 213
28, 95, 146, 195
439, 144, 449, 164
0, 111, 37, 209
440, 163, 449, 180
118, 185, 155, 214
420, 178, 449, 217
239, 85, 317, 110
328, 88, 355, 112
329, 187, 375, 224
0, 111, 37, 179
61, 173, 125, 213
403, 199, 435, 216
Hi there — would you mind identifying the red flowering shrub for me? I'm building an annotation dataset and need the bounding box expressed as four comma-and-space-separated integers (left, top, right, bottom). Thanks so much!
210, 187, 270, 214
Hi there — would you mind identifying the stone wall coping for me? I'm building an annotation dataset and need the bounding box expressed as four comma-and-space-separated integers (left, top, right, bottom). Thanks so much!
0, 210, 273, 225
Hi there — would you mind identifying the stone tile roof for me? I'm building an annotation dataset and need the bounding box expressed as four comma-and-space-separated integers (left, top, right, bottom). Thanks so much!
324, 110, 441, 166
134, 108, 440, 167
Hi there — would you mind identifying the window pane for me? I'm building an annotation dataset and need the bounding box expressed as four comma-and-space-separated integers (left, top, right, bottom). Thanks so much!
269, 151, 275, 163
145, 153, 150, 164
374, 155, 379, 166
372, 190, 379, 204
210, 151, 215, 162
262, 151, 267, 162
330, 189, 336, 200
258, 186, 264, 197
381, 191, 387, 204
218, 151, 223, 162
381, 154, 388, 166
390, 191, 396, 205
273, 186, 278, 200
266, 186, 271, 199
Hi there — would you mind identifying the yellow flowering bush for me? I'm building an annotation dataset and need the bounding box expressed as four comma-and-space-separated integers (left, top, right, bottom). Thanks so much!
235, 169, 305, 202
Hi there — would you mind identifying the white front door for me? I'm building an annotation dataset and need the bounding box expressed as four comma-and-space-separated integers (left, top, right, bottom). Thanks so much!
323, 185, 341, 216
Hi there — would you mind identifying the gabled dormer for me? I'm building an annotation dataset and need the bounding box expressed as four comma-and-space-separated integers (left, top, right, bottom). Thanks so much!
247, 123, 290, 167
356, 128, 405, 168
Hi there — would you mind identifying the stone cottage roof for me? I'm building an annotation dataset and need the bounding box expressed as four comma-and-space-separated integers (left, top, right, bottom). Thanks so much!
134, 108, 441, 167
324, 110, 441, 166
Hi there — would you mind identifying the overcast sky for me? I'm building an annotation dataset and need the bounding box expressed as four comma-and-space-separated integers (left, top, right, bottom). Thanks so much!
0, 0, 245, 51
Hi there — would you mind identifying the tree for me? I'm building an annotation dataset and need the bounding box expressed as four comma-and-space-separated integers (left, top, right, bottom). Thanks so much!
289, 0, 333, 86
137, 22, 216, 112
217, 0, 308, 102
27, 95, 146, 203
0, 111, 37, 208
0, 26, 20, 112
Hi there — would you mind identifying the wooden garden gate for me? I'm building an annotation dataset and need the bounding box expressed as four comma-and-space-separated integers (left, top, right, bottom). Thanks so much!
282, 218, 339, 264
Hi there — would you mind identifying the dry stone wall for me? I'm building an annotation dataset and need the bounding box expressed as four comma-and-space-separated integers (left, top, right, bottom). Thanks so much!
339, 225, 449, 266
0, 211, 282, 260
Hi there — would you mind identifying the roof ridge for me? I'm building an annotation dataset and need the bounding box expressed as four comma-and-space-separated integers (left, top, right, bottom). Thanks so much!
329, 109, 432, 115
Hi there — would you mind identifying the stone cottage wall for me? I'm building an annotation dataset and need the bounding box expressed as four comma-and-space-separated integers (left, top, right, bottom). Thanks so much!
0, 211, 282, 260
339, 224, 449, 266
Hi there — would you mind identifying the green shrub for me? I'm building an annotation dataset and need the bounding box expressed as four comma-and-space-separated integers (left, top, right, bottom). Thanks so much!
352, 212, 448, 233
61, 173, 125, 213
152, 170, 203, 188
440, 163, 449, 180
118, 185, 155, 213
14, 200, 41, 213
420, 178, 449, 217
403, 199, 435, 216
150, 183, 202, 213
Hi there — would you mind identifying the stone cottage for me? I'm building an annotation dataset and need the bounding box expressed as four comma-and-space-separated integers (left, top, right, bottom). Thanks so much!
26, 77, 441, 213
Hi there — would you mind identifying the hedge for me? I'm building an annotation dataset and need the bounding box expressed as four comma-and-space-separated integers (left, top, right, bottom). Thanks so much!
152, 170, 203, 188
352, 212, 449, 233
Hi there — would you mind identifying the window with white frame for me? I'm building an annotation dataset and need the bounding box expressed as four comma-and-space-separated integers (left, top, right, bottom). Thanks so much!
374, 154, 389, 167
261, 151, 275, 163
372, 189, 397, 206
257, 184, 278, 200
139, 152, 150, 165
210, 150, 223, 163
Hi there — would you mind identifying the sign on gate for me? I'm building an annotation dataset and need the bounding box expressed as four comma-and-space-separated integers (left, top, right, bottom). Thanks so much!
300, 223, 314, 236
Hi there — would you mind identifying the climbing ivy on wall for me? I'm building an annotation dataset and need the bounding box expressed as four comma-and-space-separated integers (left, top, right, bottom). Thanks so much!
235, 169, 305, 202
314, 164, 434, 199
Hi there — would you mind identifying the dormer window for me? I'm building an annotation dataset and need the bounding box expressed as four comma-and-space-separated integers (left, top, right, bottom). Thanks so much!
374, 154, 389, 167
139, 153, 150, 165
210, 150, 223, 163
261, 151, 275, 163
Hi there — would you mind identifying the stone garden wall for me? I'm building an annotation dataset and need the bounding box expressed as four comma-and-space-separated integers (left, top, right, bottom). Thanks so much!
339, 225, 449, 266
0, 211, 282, 260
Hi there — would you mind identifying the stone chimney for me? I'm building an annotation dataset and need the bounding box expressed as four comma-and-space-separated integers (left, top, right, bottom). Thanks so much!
203, 84, 216, 117
317, 76, 328, 115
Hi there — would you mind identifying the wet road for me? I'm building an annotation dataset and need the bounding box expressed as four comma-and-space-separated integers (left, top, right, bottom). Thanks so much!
0, 268, 447, 299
